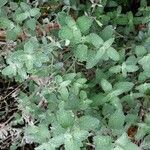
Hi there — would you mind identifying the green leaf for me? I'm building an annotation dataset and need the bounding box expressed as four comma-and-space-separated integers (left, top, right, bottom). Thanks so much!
57, 12, 68, 26
64, 130, 88, 150
115, 133, 140, 150
35, 135, 64, 150
108, 110, 125, 129
59, 26, 73, 41
29, 8, 40, 17
72, 27, 82, 44
15, 12, 29, 23
60, 80, 71, 87
114, 82, 134, 93
135, 123, 150, 140
75, 44, 88, 62
26, 18, 36, 30
101, 78, 112, 92
135, 45, 147, 57
126, 65, 139, 72
24, 41, 34, 54
87, 38, 114, 68
136, 83, 150, 94
2, 65, 16, 76
93, 135, 113, 150
103, 38, 114, 49
76, 15, 92, 33
107, 47, 120, 61
65, 15, 76, 28
17, 68, 28, 79
6, 25, 21, 40
109, 65, 121, 73
86, 49, 97, 69
91, 93, 105, 107
64, 73, 76, 81
0, 18, 15, 29
9, 2, 18, 10
0, 0, 7, 8
85, 33, 104, 49
20, 2, 30, 11
24, 124, 50, 144
78, 115, 100, 131
86, 38, 114, 69
64, 133, 80, 150
24, 54, 34, 70
59, 87, 69, 101
138, 54, 150, 71
57, 110, 75, 128
101, 25, 114, 41
76, 78, 87, 84
101, 89, 123, 105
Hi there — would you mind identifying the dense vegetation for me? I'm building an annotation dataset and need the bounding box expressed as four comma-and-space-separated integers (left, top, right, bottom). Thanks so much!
0, 0, 150, 149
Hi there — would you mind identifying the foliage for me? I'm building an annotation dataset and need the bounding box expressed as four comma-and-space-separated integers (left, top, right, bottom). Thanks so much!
0, 0, 150, 149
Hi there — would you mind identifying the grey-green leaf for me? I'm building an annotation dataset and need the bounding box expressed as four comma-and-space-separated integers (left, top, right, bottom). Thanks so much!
114, 82, 134, 93
78, 115, 100, 131
108, 110, 125, 129
26, 18, 36, 30
85, 33, 104, 49
76, 15, 92, 33
109, 65, 121, 73
101, 25, 114, 41
0, 0, 7, 8
94, 135, 113, 150
2, 65, 16, 76
59, 26, 73, 41
107, 47, 120, 61
101, 78, 112, 92
0, 18, 15, 29
15, 12, 29, 22
135, 45, 147, 57
75, 44, 88, 62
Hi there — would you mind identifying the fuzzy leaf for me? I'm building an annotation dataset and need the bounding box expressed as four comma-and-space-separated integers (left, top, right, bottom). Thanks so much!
107, 47, 120, 61
24, 124, 50, 144
135, 45, 147, 57
2, 65, 16, 76
15, 12, 29, 22
101, 25, 114, 41
138, 54, 150, 71
76, 15, 92, 33
109, 65, 121, 73
86, 50, 97, 69
126, 65, 139, 72
114, 82, 134, 93
24, 41, 34, 54
0, 0, 7, 8
78, 115, 100, 131
101, 78, 112, 92
136, 83, 150, 94
35, 135, 64, 150
115, 133, 140, 150
85, 33, 104, 49
64, 133, 80, 150
57, 110, 75, 128
29, 8, 40, 17
59, 26, 73, 40
75, 44, 88, 62
0, 18, 15, 29
108, 110, 125, 129
94, 135, 113, 150
26, 18, 36, 30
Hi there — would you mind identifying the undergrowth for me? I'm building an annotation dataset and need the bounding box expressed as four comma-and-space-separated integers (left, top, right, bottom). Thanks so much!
0, 0, 150, 150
